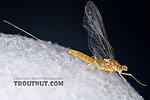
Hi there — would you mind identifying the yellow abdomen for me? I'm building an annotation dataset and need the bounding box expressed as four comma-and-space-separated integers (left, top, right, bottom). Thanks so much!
68, 49, 98, 67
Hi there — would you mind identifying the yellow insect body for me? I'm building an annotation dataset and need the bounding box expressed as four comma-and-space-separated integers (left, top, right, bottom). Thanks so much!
68, 48, 146, 97
68, 49, 124, 73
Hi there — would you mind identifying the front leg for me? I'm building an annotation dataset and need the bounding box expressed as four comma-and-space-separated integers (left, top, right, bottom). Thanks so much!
121, 73, 147, 86
108, 72, 112, 83
119, 73, 132, 97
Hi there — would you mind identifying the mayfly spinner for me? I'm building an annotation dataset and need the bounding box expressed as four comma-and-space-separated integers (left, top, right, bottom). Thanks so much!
68, 1, 147, 97
2, 1, 147, 97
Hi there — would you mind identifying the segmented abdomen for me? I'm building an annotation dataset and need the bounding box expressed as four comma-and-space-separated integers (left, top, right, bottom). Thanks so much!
68, 49, 97, 66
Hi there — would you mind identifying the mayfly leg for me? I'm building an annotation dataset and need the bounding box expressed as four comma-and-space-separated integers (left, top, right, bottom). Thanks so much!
119, 73, 132, 97
2, 20, 42, 41
121, 73, 147, 86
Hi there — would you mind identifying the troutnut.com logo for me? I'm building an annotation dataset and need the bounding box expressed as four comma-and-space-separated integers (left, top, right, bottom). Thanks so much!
13, 76, 63, 87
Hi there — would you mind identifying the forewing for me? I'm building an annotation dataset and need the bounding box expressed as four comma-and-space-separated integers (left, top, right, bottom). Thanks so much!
83, 1, 115, 60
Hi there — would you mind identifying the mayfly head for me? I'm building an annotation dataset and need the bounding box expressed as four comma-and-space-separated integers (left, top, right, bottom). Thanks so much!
119, 65, 128, 72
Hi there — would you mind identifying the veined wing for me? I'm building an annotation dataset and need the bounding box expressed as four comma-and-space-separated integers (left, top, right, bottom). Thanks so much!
83, 1, 114, 60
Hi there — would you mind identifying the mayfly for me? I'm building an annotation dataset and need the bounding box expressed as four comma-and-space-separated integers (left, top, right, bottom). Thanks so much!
68, 1, 147, 97
2, 1, 147, 97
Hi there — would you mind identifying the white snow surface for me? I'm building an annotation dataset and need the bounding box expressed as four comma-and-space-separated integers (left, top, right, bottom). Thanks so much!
0, 33, 143, 100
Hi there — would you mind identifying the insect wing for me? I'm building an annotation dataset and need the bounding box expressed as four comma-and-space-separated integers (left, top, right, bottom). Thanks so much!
83, 1, 115, 60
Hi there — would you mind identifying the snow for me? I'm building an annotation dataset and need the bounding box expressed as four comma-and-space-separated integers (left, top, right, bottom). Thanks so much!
0, 33, 143, 100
